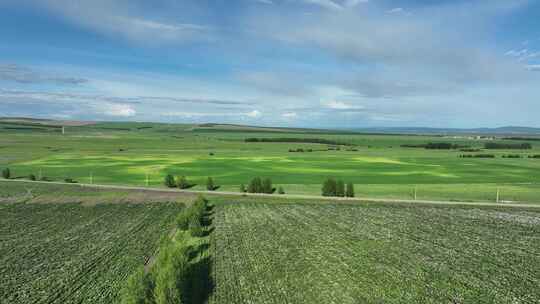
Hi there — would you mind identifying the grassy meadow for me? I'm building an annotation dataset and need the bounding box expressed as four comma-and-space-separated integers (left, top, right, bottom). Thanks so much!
1, 120, 540, 202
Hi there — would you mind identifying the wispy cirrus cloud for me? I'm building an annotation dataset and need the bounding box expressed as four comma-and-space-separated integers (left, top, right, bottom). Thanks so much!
34, 0, 213, 44
0, 64, 87, 85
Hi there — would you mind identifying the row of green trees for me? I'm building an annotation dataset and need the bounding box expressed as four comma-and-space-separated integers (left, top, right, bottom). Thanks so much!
239, 177, 285, 194
1, 168, 54, 182
164, 174, 219, 191
120, 196, 210, 304
322, 178, 355, 197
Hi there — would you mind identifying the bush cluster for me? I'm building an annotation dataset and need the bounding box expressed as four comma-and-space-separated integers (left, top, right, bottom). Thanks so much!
288, 148, 313, 153
459, 154, 495, 158
2, 168, 10, 179
322, 178, 354, 197
164, 174, 209, 190
247, 177, 274, 194
528, 155, 540, 159
502, 154, 522, 158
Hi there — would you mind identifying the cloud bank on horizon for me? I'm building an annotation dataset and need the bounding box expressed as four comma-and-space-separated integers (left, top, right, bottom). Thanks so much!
0, 0, 539, 128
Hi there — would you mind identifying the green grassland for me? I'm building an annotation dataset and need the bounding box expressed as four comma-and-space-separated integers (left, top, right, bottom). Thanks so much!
1, 120, 540, 202
0, 201, 183, 303
210, 201, 540, 303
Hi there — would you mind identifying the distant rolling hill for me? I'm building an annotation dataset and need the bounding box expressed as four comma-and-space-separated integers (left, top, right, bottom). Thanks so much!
2, 117, 540, 136
350, 126, 540, 136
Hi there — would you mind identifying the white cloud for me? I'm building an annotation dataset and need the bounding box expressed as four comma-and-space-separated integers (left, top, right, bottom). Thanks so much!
526, 65, 540, 71
246, 110, 261, 118
36, 1, 212, 44
254, 0, 274, 4
102, 104, 136, 117
282, 112, 298, 118
302, 0, 343, 10
387, 7, 404, 14
324, 100, 363, 110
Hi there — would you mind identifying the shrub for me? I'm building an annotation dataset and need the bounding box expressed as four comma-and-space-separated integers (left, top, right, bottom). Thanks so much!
28, 174, 36, 181
206, 177, 215, 191
164, 174, 176, 188
152, 243, 189, 304
2, 168, 10, 179
336, 180, 345, 197
346, 182, 355, 197
64, 178, 77, 183
177, 176, 190, 189
176, 212, 191, 231
278, 186, 285, 195
239, 184, 246, 193
189, 217, 204, 237
322, 178, 337, 197
119, 267, 153, 304
247, 177, 262, 193
262, 178, 273, 194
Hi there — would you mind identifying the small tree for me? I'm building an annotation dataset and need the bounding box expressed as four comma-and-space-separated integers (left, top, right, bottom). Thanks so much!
2, 168, 10, 179
239, 184, 246, 193
119, 267, 153, 304
189, 217, 204, 237
278, 186, 285, 194
322, 178, 337, 197
346, 182, 355, 197
206, 177, 215, 191
164, 174, 176, 188
248, 177, 262, 193
336, 180, 345, 197
28, 174, 36, 181
262, 178, 273, 194
177, 176, 190, 189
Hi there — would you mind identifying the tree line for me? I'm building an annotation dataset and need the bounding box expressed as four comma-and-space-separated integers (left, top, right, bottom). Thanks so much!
240, 177, 285, 195
322, 178, 355, 197
164, 174, 219, 191
401, 142, 469, 149
120, 196, 211, 304
484, 142, 532, 149
245, 137, 354, 146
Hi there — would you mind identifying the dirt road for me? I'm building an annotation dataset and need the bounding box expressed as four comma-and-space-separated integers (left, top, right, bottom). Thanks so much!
1, 178, 539, 208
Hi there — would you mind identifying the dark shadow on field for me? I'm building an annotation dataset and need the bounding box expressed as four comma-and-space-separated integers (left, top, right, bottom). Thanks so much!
185, 256, 214, 304
203, 226, 215, 237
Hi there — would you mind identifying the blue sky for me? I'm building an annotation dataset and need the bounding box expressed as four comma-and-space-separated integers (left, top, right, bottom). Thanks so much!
1, 0, 539, 128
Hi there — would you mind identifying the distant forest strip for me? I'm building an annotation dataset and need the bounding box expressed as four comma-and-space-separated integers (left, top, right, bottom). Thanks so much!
484, 143, 532, 149
401, 142, 469, 149
503, 137, 540, 141
244, 137, 355, 146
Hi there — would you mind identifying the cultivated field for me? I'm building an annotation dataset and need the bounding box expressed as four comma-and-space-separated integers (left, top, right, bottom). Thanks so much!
0, 201, 183, 303
1, 120, 540, 203
210, 202, 540, 303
